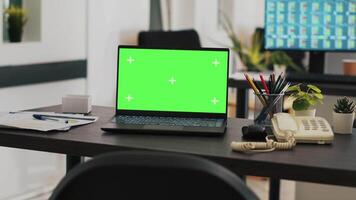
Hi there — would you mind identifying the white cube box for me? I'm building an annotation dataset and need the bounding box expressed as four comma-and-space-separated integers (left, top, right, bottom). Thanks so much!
62, 95, 92, 114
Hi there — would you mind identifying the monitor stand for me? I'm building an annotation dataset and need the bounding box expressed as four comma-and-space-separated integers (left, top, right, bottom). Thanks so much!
309, 51, 325, 74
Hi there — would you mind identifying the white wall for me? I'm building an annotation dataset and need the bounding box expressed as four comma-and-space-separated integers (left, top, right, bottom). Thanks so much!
170, 0, 226, 46
0, 79, 86, 199
232, 0, 265, 44
325, 53, 356, 74
87, 0, 150, 106
183, 0, 265, 47
0, 81, 86, 198
0, 0, 87, 198
0, 0, 86, 66
0, 79, 86, 111
22, 0, 42, 42
170, 0, 195, 30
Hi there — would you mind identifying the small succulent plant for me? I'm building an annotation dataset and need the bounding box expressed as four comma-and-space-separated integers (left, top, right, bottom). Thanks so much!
333, 97, 355, 114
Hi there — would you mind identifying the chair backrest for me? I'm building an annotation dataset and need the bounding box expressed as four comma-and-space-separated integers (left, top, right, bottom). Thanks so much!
138, 29, 201, 48
50, 151, 258, 200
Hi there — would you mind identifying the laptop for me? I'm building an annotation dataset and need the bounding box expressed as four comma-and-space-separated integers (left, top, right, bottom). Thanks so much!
101, 45, 229, 135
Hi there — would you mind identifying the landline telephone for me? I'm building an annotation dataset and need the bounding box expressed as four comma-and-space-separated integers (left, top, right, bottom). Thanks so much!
231, 113, 334, 153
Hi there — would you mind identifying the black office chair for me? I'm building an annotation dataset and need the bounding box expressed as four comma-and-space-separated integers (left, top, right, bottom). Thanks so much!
138, 29, 201, 48
50, 151, 258, 200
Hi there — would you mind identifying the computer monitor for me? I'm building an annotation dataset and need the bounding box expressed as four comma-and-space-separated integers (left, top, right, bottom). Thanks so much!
265, 0, 356, 51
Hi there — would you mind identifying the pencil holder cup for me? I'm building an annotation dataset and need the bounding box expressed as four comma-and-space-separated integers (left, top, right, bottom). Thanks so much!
254, 93, 284, 125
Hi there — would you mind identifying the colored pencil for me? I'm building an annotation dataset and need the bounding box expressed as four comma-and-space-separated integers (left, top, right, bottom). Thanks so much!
244, 74, 266, 106
272, 73, 282, 94
255, 83, 290, 122
259, 74, 270, 95
275, 77, 286, 94
272, 73, 275, 84
253, 79, 268, 102
268, 74, 272, 93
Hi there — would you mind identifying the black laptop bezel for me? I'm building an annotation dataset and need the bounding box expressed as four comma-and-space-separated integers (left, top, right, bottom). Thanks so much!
115, 45, 229, 119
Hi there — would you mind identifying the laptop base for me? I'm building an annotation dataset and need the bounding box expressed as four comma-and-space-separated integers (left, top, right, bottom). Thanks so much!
101, 120, 226, 136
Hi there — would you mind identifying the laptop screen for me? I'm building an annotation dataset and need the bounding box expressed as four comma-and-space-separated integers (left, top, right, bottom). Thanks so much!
117, 47, 229, 114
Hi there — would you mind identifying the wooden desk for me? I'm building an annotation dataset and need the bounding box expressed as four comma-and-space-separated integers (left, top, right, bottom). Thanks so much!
229, 73, 356, 118
1, 105, 356, 200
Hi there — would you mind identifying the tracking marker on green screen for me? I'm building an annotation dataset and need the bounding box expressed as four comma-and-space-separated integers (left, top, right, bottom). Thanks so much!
117, 48, 228, 114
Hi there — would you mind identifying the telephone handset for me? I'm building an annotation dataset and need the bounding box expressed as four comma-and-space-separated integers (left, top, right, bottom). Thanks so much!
231, 113, 334, 153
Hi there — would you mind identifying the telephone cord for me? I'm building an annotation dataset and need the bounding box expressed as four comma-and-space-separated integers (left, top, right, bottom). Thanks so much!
231, 135, 296, 153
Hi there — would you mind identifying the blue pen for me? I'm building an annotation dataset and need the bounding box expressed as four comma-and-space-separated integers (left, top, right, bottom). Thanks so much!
33, 114, 68, 123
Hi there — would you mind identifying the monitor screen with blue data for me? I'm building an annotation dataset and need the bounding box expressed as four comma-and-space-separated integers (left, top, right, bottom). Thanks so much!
265, 0, 356, 51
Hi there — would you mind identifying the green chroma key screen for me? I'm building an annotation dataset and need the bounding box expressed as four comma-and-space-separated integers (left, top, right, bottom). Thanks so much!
117, 47, 229, 114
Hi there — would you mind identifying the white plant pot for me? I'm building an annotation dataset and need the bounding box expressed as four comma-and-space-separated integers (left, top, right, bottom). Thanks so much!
294, 109, 316, 117
332, 112, 355, 134
273, 64, 286, 75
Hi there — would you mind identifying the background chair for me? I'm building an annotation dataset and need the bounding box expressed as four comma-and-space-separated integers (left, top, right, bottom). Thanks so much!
50, 151, 258, 200
138, 29, 201, 48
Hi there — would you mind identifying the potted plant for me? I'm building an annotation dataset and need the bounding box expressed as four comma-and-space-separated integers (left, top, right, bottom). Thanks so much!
4, 6, 28, 42
287, 84, 323, 116
220, 14, 303, 72
221, 17, 269, 71
269, 51, 302, 74
332, 97, 355, 134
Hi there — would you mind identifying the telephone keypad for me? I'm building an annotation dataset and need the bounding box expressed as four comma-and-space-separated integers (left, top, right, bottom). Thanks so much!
300, 118, 331, 134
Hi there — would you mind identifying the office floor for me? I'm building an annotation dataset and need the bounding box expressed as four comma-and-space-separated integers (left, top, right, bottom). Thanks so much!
247, 177, 295, 200
5, 186, 54, 200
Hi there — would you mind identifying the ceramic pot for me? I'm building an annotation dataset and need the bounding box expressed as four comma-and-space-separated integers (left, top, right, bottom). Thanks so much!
332, 112, 355, 134
294, 109, 316, 117
7, 15, 24, 43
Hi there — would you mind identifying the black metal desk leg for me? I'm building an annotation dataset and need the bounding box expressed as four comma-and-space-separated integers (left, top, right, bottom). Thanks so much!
66, 155, 83, 173
269, 178, 280, 200
236, 88, 249, 118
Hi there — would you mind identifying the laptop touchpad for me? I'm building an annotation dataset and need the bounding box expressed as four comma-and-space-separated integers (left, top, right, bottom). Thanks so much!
143, 125, 184, 131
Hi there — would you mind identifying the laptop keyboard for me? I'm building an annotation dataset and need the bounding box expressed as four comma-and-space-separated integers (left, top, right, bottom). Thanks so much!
113, 115, 224, 128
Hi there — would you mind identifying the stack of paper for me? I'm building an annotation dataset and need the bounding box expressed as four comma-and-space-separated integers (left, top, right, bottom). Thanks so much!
0, 112, 98, 132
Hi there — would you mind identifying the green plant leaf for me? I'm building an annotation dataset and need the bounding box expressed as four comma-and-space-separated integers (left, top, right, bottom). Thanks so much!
297, 91, 307, 97
287, 83, 324, 109
308, 98, 317, 105
307, 84, 321, 93
334, 97, 355, 113
286, 84, 300, 92
293, 98, 311, 111
313, 93, 323, 99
